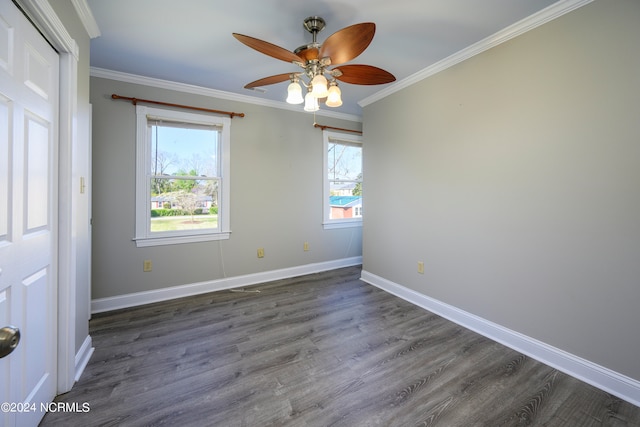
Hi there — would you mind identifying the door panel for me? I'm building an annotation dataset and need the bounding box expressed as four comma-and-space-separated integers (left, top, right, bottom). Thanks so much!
23, 268, 50, 394
23, 42, 53, 100
25, 111, 50, 231
0, 1, 59, 426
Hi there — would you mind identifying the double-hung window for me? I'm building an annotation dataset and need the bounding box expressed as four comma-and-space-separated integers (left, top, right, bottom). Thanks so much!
134, 105, 231, 247
323, 130, 363, 229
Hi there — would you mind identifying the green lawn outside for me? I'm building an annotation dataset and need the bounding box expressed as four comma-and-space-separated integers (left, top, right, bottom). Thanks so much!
150, 215, 218, 232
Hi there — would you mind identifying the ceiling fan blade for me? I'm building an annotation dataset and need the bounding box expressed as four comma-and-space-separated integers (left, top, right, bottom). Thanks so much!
333, 65, 396, 85
319, 23, 375, 65
233, 33, 302, 64
244, 73, 293, 89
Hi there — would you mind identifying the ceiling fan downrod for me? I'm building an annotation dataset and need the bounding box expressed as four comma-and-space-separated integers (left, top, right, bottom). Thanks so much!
303, 16, 326, 43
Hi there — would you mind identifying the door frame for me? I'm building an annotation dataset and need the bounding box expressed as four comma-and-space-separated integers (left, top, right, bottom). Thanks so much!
14, 0, 79, 394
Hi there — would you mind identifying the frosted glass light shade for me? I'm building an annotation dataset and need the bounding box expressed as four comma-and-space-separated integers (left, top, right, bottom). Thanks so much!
304, 91, 319, 112
310, 74, 329, 98
286, 82, 304, 104
325, 84, 342, 107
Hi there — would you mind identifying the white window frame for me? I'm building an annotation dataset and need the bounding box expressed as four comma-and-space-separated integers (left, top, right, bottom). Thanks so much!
134, 105, 231, 247
322, 130, 363, 229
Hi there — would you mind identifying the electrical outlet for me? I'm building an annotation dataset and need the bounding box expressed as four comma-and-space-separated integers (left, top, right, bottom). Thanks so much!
143, 259, 152, 272
303, 242, 309, 251
257, 248, 265, 258
417, 261, 424, 274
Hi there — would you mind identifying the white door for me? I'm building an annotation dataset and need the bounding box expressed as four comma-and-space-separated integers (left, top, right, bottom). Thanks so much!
0, 1, 59, 426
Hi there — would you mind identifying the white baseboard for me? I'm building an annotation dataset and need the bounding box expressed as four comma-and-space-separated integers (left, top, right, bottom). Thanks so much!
75, 335, 94, 382
91, 257, 362, 314
360, 270, 640, 408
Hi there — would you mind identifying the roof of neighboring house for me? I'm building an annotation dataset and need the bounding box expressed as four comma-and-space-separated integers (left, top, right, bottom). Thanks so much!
329, 195, 362, 208
332, 182, 356, 190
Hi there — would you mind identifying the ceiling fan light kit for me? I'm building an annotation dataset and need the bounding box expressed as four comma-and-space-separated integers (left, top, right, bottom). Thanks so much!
304, 90, 320, 112
286, 80, 304, 104
233, 16, 395, 112
310, 74, 329, 98
325, 83, 342, 107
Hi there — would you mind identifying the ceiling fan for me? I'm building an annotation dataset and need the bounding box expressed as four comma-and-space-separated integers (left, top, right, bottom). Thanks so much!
232, 16, 395, 111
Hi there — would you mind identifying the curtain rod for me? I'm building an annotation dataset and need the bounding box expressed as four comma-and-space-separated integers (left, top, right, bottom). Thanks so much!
111, 94, 245, 118
313, 123, 362, 134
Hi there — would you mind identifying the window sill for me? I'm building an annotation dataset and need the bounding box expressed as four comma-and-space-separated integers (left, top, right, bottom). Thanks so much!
134, 232, 230, 247
323, 221, 362, 230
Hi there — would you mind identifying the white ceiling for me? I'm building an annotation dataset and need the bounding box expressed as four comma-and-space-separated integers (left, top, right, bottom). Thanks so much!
85, 0, 561, 117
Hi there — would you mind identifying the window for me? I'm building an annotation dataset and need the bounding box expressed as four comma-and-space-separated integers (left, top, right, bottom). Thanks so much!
323, 130, 363, 229
134, 105, 231, 247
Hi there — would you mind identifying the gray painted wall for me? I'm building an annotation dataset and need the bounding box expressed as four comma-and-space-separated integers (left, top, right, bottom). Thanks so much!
362, 0, 640, 381
90, 77, 362, 300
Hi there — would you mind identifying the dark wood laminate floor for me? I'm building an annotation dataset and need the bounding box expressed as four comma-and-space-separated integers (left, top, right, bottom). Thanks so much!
40, 266, 640, 426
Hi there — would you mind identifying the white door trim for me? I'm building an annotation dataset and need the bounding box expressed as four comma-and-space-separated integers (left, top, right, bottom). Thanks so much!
14, 0, 80, 394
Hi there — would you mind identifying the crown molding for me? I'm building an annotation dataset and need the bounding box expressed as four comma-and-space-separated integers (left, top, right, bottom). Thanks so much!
71, 0, 101, 39
359, 0, 594, 108
90, 67, 363, 123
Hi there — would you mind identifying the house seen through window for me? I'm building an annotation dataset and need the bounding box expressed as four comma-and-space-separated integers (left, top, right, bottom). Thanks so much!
135, 106, 230, 246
